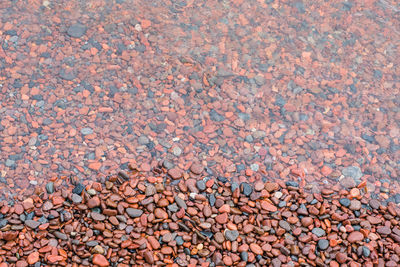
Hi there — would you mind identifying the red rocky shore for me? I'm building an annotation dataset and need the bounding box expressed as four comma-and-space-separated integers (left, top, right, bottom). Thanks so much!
0, 162, 399, 267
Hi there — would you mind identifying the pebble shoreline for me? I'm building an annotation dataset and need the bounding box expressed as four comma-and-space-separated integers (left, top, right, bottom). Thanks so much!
0, 163, 399, 267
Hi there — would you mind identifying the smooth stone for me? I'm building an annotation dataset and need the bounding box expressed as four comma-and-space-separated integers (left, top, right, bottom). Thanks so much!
72, 183, 85, 195
318, 239, 329, 250
67, 23, 87, 38
46, 182, 54, 194
339, 198, 351, 207
71, 194, 82, 203
224, 230, 239, 241
174, 196, 187, 210
312, 228, 326, 237
25, 220, 40, 229
126, 208, 143, 218
196, 180, 206, 191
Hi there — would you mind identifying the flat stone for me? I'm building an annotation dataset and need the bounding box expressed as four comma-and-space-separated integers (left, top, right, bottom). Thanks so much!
369, 199, 381, 209
377, 226, 391, 235
71, 194, 82, 203
342, 166, 363, 180
279, 220, 291, 231
91, 212, 106, 221
145, 185, 156, 196
72, 183, 85, 195
126, 208, 143, 218
67, 23, 87, 38
80, 127, 93, 135
174, 196, 187, 210
25, 220, 40, 229
349, 200, 361, 210
339, 198, 351, 207
311, 228, 326, 237
347, 231, 364, 243
54, 231, 68, 240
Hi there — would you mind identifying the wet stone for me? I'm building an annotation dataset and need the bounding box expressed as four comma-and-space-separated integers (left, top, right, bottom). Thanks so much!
80, 127, 93, 135
91, 212, 106, 221
145, 185, 156, 196
279, 220, 291, 231
342, 166, 363, 180
67, 23, 87, 38
340, 177, 357, 188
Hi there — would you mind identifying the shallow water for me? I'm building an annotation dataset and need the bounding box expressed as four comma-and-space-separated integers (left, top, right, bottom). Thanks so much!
0, 0, 399, 198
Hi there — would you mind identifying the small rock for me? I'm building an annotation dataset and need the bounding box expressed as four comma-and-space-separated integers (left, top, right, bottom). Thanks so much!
92, 254, 109, 267
249, 243, 263, 255
145, 185, 156, 196
347, 231, 364, 243
312, 228, 326, 237
240, 182, 253, 196
72, 183, 85, 195
340, 176, 357, 188
67, 23, 87, 38
339, 198, 351, 207
91, 213, 106, 221
143, 250, 154, 264
224, 230, 239, 241
71, 194, 82, 203
46, 182, 54, 194
126, 208, 143, 218
342, 166, 363, 180
80, 127, 93, 135
25, 220, 40, 229
369, 199, 380, 209
349, 200, 361, 210
318, 239, 329, 250
377, 226, 391, 235
92, 245, 105, 255
196, 180, 206, 191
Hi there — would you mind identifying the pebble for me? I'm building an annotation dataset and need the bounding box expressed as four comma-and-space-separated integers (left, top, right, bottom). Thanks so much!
80, 127, 93, 135
377, 226, 391, 235
25, 220, 40, 229
91, 212, 106, 221
349, 200, 361, 210
347, 231, 364, 243
342, 166, 363, 180
240, 182, 253, 196
71, 193, 82, 203
224, 230, 239, 241
318, 239, 329, 250
369, 199, 380, 209
126, 208, 143, 218
67, 23, 87, 38
339, 198, 351, 207
72, 183, 85, 194
92, 254, 109, 267
196, 180, 206, 191
46, 182, 54, 194
312, 228, 326, 237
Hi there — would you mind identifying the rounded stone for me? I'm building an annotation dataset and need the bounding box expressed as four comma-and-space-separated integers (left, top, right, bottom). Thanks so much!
318, 239, 329, 250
